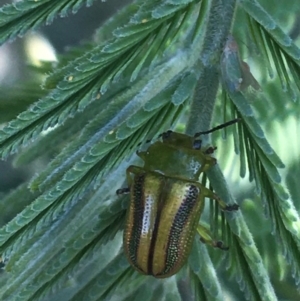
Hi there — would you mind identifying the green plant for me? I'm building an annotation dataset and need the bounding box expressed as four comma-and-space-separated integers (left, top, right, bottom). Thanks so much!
0, 0, 299, 300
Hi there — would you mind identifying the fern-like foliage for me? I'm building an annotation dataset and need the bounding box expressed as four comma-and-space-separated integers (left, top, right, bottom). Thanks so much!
0, 0, 97, 44
0, 0, 299, 300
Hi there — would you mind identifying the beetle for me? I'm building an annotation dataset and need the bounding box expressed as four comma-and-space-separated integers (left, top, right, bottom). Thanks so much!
117, 119, 239, 278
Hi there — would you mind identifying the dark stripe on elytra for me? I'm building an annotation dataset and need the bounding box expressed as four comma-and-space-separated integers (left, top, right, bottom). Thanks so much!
148, 176, 166, 275
128, 173, 146, 264
162, 184, 199, 275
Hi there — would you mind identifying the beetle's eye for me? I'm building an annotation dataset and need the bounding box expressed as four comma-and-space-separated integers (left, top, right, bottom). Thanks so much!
193, 139, 202, 150
162, 130, 173, 140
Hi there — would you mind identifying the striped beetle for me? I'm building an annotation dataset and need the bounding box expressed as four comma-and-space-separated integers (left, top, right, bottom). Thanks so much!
117, 120, 239, 278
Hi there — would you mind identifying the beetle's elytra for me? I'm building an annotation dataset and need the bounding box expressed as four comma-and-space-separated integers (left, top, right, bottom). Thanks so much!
117, 120, 239, 278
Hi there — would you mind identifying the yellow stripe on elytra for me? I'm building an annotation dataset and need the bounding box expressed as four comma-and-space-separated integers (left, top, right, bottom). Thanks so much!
152, 179, 189, 276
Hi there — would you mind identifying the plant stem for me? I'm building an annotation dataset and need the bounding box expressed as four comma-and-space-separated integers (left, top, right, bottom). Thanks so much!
186, 0, 237, 135
185, 2, 278, 300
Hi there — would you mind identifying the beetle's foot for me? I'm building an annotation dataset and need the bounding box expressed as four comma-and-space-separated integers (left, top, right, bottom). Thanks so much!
199, 238, 229, 250
205, 146, 217, 155
199, 237, 206, 244
116, 188, 130, 195
214, 241, 229, 251
224, 203, 239, 211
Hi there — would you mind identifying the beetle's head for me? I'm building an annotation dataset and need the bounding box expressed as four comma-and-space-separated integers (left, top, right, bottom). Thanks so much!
161, 131, 195, 149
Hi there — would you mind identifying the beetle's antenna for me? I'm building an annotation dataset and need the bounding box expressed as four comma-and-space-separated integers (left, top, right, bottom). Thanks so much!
194, 118, 240, 138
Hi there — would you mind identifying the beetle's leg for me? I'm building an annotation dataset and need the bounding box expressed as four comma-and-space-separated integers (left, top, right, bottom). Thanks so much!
116, 165, 146, 195
136, 149, 149, 162
126, 165, 146, 176
194, 154, 217, 179
201, 186, 239, 211
197, 223, 229, 250
204, 146, 217, 155
116, 169, 131, 195
116, 188, 130, 195
192, 140, 217, 157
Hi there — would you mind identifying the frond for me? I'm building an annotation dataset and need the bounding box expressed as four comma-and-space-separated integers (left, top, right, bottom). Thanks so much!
0, 0, 96, 44
0, 0, 299, 300
240, 0, 300, 98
